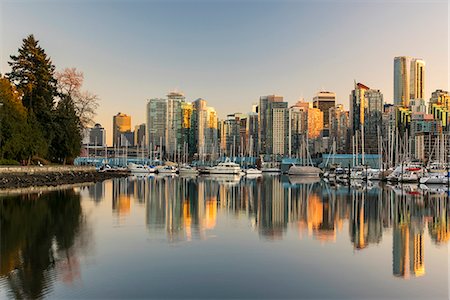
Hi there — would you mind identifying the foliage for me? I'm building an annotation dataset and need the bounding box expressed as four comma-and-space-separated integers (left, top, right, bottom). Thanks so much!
0, 158, 20, 165
1, 35, 98, 163
56, 68, 99, 128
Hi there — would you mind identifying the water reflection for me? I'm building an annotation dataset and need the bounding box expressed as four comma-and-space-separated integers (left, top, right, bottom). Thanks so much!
125, 175, 448, 279
0, 189, 89, 298
0, 175, 448, 298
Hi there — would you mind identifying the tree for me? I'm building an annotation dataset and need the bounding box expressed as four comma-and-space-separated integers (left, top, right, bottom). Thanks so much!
6, 35, 58, 156
0, 77, 45, 162
49, 96, 82, 164
55, 68, 99, 128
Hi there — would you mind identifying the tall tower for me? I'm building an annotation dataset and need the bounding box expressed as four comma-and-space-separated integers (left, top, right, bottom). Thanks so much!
113, 112, 131, 147
166, 91, 185, 157
394, 56, 425, 107
313, 91, 336, 129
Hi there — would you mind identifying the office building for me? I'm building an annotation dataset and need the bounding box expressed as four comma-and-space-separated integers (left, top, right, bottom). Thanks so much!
146, 98, 167, 156
313, 91, 336, 129
89, 123, 106, 146
394, 56, 425, 107
166, 91, 185, 157
134, 123, 146, 147
113, 112, 131, 147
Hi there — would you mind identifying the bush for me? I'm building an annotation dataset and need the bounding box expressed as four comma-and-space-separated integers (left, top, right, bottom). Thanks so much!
0, 159, 20, 165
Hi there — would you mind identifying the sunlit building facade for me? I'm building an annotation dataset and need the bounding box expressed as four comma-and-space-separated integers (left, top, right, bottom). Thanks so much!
313, 91, 336, 129
113, 112, 132, 147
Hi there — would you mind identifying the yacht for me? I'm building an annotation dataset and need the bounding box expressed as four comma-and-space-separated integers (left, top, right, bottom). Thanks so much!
245, 168, 262, 175
209, 161, 242, 175
127, 163, 155, 173
179, 165, 199, 176
288, 165, 322, 177
158, 165, 178, 174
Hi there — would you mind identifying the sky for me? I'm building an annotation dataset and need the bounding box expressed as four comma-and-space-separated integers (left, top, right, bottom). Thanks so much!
1, 0, 449, 145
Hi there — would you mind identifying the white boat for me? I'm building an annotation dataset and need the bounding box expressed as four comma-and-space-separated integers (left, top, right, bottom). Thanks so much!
261, 167, 281, 173
288, 165, 322, 177
179, 165, 199, 175
419, 172, 449, 184
158, 166, 178, 174
245, 168, 262, 175
209, 161, 242, 175
387, 163, 424, 183
127, 163, 155, 173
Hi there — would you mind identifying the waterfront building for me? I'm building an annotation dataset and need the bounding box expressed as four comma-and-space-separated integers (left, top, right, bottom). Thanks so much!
258, 95, 284, 155
220, 113, 246, 157
271, 102, 289, 155
134, 123, 146, 148
307, 107, 324, 139
350, 83, 383, 154
394, 56, 425, 108
289, 101, 308, 156
181, 101, 194, 157
313, 91, 336, 129
247, 112, 259, 156
166, 92, 185, 157
429, 89, 450, 130
113, 112, 132, 147
329, 105, 349, 153
192, 98, 218, 160
410, 113, 444, 161
89, 123, 106, 147
146, 98, 167, 157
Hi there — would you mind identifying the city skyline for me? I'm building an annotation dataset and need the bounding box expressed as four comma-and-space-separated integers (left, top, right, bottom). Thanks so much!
1, 1, 448, 145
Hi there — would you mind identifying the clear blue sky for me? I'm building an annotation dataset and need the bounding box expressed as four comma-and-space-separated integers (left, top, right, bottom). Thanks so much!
1, 0, 448, 145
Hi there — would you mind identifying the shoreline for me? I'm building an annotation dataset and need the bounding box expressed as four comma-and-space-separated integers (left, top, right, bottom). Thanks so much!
0, 167, 128, 190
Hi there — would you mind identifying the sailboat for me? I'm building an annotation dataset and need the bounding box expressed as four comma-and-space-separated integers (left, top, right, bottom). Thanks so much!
288, 135, 321, 177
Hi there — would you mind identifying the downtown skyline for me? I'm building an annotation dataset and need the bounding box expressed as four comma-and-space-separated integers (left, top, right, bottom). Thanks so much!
1, 1, 448, 145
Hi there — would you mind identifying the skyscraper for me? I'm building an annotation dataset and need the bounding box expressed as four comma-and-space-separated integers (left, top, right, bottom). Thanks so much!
166, 91, 185, 157
349, 82, 383, 154
313, 91, 336, 128
192, 98, 218, 159
113, 112, 131, 147
329, 105, 349, 153
394, 56, 425, 107
258, 95, 284, 155
146, 98, 167, 156
134, 123, 146, 147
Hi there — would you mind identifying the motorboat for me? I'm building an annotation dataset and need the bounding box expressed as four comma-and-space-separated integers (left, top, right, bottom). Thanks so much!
179, 165, 199, 175
158, 165, 178, 174
387, 163, 424, 183
209, 161, 242, 175
127, 163, 156, 173
419, 172, 449, 184
245, 168, 262, 175
261, 166, 281, 173
288, 165, 322, 177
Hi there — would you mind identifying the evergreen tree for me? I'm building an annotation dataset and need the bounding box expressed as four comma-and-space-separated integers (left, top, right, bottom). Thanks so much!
50, 96, 82, 164
6, 34, 57, 151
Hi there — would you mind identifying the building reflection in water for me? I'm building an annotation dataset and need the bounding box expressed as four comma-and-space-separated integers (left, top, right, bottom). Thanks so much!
142, 175, 449, 280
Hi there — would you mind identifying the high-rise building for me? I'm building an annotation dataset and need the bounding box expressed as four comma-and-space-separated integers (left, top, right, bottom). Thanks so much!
349, 83, 383, 154
192, 98, 218, 159
166, 92, 185, 156
394, 56, 425, 107
429, 89, 450, 129
307, 107, 324, 139
146, 98, 167, 156
271, 103, 289, 155
289, 103, 308, 157
258, 95, 284, 155
246, 112, 258, 156
313, 91, 336, 129
220, 113, 246, 157
329, 105, 349, 153
113, 112, 131, 147
134, 123, 146, 147
89, 123, 106, 146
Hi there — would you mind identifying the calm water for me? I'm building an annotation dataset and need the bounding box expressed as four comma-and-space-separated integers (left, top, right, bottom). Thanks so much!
0, 175, 448, 299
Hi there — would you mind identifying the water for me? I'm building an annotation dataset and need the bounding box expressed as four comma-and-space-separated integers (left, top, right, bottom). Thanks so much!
0, 175, 448, 299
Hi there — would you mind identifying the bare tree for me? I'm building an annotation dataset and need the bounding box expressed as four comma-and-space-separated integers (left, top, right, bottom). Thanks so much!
55, 68, 100, 128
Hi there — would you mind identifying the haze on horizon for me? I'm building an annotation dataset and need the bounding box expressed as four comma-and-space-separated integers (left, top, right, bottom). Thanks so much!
1, 0, 448, 145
